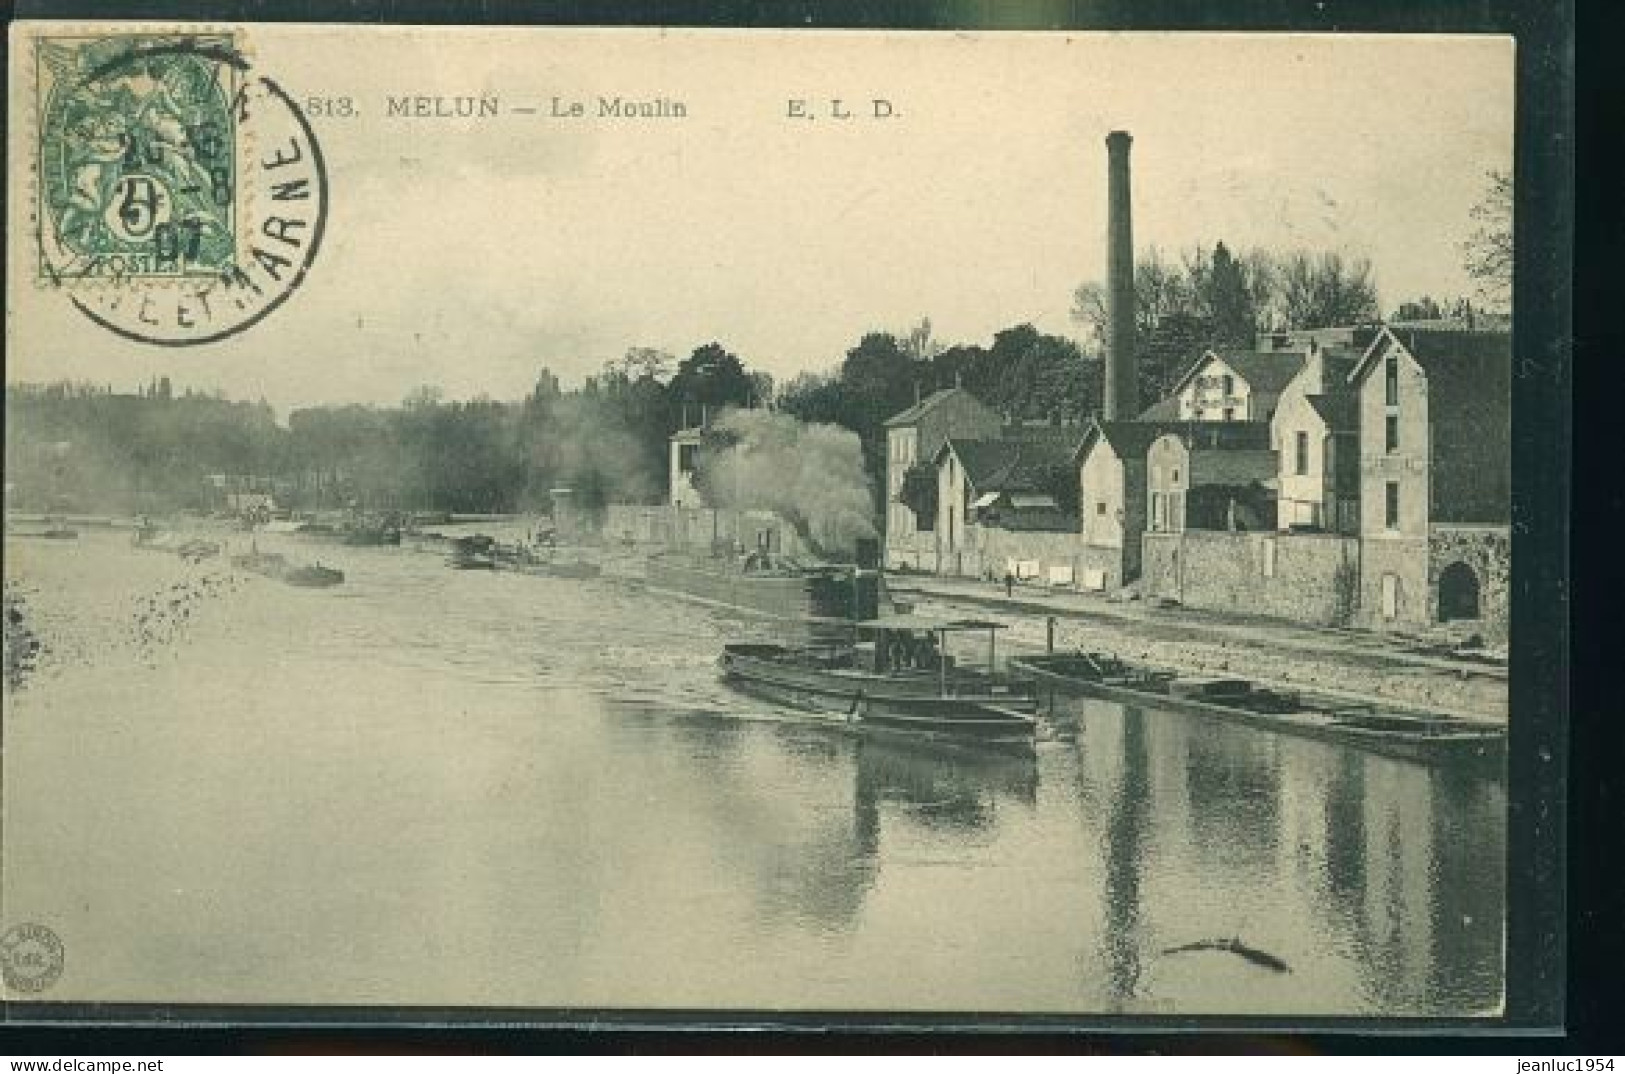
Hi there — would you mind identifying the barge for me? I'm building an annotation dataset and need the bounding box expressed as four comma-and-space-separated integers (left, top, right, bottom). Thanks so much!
1010, 651, 1503, 769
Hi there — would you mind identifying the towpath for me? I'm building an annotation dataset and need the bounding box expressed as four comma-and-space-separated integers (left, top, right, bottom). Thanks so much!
887, 573, 1508, 722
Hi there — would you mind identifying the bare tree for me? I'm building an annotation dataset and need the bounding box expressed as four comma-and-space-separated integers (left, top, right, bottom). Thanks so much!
1462, 169, 1512, 312
1279, 251, 1380, 329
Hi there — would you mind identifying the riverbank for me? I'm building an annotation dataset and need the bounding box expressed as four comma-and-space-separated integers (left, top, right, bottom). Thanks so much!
889, 574, 1508, 722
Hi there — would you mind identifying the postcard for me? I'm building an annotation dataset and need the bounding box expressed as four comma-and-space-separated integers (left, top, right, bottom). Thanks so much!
4, 22, 1532, 1021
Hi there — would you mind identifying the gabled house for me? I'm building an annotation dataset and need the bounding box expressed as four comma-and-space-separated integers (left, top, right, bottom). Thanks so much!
933, 436, 1077, 573
1073, 419, 1188, 589
1269, 341, 1363, 533
1146, 423, 1276, 534
883, 388, 1001, 570
1348, 326, 1511, 636
1169, 349, 1306, 423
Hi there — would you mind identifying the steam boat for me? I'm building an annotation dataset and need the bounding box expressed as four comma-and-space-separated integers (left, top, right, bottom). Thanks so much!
721, 616, 1039, 753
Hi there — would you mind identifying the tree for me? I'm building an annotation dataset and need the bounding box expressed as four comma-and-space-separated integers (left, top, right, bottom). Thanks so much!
1462, 169, 1512, 312
1201, 241, 1256, 347
1279, 251, 1380, 330
670, 342, 753, 414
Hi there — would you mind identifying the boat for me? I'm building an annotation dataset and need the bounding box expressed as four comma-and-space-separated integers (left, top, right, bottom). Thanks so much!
447, 534, 497, 570
284, 564, 345, 587
1009, 651, 1504, 768
231, 550, 343, 588
720, 616, 1039, 753
646, 549, 885, 639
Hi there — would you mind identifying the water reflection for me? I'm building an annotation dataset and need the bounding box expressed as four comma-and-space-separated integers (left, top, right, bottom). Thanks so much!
3, 533, 1505, 1012
1100, 706, 1151, 1006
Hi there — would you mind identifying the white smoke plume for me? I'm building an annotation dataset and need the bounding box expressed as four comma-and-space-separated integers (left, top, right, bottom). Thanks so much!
697, 408, 877, 559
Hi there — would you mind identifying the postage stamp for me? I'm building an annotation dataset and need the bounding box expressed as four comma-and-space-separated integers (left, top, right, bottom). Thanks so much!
35, 33, 240, 285
29, 30, 328, 346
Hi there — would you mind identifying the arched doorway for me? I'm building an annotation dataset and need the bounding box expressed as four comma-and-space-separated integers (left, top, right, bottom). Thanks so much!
1437, 561, 1481, 622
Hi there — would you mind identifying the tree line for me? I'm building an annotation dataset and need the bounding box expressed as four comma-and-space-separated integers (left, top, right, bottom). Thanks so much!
7, 169, 1510, 519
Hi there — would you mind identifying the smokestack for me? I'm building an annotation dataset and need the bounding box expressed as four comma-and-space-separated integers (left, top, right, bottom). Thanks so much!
1104, 130, 1137, 420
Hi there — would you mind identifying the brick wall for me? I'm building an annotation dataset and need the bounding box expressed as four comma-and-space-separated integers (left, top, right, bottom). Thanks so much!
1142, 530, 1360, 625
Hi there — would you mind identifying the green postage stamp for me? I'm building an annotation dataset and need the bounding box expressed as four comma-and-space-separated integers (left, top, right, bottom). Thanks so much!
34, 33, 240, 284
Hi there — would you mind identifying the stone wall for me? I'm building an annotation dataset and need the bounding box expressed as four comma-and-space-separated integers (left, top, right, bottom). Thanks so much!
1358, 534, 1431, 632
603, 505, 812, 557
939, 525, 1091, 586
1142, 530, 1360, 625
1428, 524, 1511, 645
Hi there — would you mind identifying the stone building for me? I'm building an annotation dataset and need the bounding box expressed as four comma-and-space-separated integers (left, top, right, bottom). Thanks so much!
1145, 423, 1276, 535
1269, 341, 1363, 532
1074, 419, 1187, 590
933, 435, 1077, 580
882, 388, 1001, 571
1168, 349, 1306, 423
1348, 326, 1511, 641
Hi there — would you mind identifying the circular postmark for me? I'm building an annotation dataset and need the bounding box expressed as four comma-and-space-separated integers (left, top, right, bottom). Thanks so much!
34, 33, 328, 345
0, 923, 64, 994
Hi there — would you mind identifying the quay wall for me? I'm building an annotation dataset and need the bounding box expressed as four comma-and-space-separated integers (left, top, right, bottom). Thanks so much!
1142, 531, 1360, 626
940, 526, 1090, 588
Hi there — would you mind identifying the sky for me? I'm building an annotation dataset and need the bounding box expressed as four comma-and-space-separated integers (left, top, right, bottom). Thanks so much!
7, 26, 1514, 416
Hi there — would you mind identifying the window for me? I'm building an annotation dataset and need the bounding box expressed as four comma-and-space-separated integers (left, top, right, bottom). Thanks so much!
1385, 355, 1399, 407
1171, 468, 1180, 484
1294, 431, 1309, 475
1151, 491, 1165, 531
1385, 415, 1399, 453
1384, 481, 1400, 530
1222, 407, 1236, 421
1221, 374, 1234, 395
1096, 501, 1107, 515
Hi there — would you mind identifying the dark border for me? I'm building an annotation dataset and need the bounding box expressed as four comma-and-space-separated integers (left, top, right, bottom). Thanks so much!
4, 0, 1575, 1052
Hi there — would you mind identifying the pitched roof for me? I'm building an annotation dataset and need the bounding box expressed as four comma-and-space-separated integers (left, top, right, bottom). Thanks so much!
1077, 419, 1187, 463
884, 387, 989, 427
1349, 326, 1512, 390
1077, 418, 1269, 463
1320, 347, 1362, 387
1170, 349, 1305, 400
1305, 393, 1359, 433
1137, 396, 1181, 421
935, 436, 1076, 492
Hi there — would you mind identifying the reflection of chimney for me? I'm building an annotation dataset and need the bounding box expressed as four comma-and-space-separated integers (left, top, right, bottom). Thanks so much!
1104, 130, 1137, 420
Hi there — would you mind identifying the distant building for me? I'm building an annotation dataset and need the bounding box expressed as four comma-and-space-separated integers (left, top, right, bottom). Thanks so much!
1349, 326, 1511, 637
1169, 349, 1305, 423
1145, 423, 1276, 534
668, 426, 706, 509
882, 388, 1001, 571
1269, 341, 1363, 533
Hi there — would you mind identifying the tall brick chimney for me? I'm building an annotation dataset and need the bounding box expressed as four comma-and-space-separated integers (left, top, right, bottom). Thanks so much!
1104, 130, 1137, 420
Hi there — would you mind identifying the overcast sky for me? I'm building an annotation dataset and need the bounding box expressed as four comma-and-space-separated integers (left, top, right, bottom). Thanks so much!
8, 27, 1513, 416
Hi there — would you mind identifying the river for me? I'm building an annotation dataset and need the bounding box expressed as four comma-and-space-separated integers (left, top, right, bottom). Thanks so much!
2, 528, 1505, 1015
